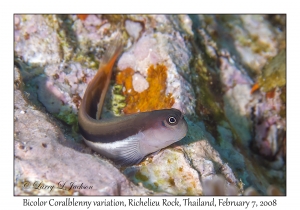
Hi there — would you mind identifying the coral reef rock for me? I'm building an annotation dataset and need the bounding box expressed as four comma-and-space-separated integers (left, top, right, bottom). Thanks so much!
14, 14, 286, 195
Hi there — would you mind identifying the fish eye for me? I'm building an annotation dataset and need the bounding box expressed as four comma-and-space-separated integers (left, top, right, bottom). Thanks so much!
167, 116, 177, 125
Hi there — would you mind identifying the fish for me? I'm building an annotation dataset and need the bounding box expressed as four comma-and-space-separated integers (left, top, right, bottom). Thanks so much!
78, 39, 188, 166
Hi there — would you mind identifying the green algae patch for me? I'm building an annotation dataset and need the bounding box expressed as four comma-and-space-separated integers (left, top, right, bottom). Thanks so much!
111, 84, 126, 116
55, 108, 79, 134
135, 169, 149, 182
258, 49, 286, 92
191, 56, 227, 145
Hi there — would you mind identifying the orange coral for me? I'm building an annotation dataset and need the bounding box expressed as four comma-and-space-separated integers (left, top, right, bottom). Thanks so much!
266, 88, 276, 99
77, 14, 89, 21
116, 64, 175, 114
250, 83, 260, 94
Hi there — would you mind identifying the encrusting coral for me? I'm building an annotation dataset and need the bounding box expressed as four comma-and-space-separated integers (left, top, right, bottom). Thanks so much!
115, 64, 175, 114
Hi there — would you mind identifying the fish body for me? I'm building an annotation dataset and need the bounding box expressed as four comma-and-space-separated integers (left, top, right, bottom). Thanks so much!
78, 40, 188, 166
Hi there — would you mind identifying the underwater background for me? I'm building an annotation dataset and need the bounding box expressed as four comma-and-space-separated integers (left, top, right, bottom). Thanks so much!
14, 14, 286, 195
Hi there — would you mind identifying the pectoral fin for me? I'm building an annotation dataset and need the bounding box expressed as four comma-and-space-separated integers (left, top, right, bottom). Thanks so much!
113, 136, 145, 166
83, 132, 145, 166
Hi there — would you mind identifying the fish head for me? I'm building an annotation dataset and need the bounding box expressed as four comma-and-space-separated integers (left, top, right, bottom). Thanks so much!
140, 108, 188, 154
